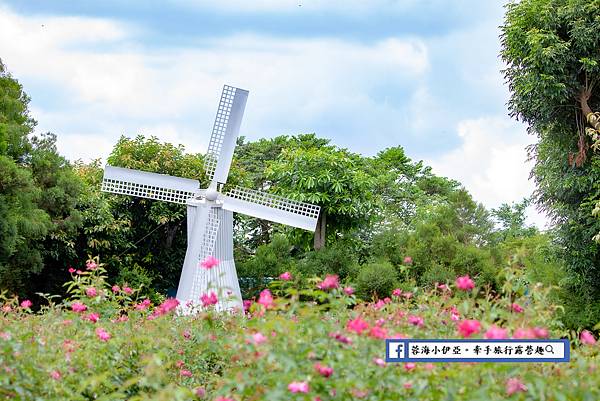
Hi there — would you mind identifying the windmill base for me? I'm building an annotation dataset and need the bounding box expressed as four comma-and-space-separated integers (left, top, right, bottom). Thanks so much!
177, 202, 243, 313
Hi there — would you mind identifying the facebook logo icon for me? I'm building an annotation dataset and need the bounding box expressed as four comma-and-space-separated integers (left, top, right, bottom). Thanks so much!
387, 341, 404, 359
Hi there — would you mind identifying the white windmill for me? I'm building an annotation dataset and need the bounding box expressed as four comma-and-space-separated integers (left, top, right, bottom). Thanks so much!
101, 85, 320, 311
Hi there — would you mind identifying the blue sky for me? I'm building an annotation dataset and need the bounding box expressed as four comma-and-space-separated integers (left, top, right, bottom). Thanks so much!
0, 0, 546, 226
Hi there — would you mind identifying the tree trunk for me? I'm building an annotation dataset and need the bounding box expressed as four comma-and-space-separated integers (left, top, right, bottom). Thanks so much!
579, 89, 600, 130
314, 210, 326, 250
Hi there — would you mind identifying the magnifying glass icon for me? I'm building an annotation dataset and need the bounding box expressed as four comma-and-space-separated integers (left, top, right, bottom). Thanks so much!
545, 345, 554, 354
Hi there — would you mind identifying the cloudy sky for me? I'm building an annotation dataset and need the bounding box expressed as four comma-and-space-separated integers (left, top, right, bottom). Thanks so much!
0, 0, 547, 227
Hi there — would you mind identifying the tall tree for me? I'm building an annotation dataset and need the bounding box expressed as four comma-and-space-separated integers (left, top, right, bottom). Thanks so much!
501, 0, 600, 326
266, 143, 375, 249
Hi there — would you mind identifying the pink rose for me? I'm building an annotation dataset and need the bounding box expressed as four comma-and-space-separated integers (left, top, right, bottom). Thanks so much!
317, 274, 339, 290
279, 271, 292, 281
85, 287, 97, 297
580, 330, 597, 345
455, 275, 475, 291
200, 255, 219, 269
257, 289, 274, 309
457, 319, 481, 338
347, 317, 369, 334
20, 300, 32, 309
71, 302, 87, 313
288, 381, 309, 393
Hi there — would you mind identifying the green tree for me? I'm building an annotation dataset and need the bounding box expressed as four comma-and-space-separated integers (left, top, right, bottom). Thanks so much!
266, 143, 375, 249
501, 0, 600, 327
491, 198, 538, 242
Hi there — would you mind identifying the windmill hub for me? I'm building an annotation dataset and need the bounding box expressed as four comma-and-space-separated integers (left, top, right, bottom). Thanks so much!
205, 188, 218, 201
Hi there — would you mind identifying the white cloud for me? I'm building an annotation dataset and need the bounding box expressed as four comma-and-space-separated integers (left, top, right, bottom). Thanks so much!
426, 116, 549, 229
0, 5, 429, 162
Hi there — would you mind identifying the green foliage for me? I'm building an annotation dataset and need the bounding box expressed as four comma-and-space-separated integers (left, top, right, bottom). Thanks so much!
238, 234, 297, 281
355, 260, 397, 300
371, 189, 499, 289
501, 0, 600, 327
3, 255, 600, 400
491, 198, 538, 242
295, 242, 358, 281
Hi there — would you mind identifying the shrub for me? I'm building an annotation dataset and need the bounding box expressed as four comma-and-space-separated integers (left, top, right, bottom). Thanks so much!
296, 242, 357, 281
355, 260, 397, 300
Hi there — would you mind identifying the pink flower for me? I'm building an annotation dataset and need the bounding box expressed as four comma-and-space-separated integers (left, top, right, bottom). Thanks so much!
180, 369, 192, 377
392, 288, 403, 297
451, 312, 460, 321
76, 270, 83, 275
85, 287, 97, 297
182, 330, 191, 339
123, 287, 133, 295
200, 292, 218, 307
369, 326, 388, 339
0, 332, 11, 340
484, 325, 507, 339
533, 327, 549, 339
135, 299, 151, 310
194, 387, 206, 397
408, 315, 424, 327
402, 292, 413, 300
258, 289, 274, 309
403, 256, 413, 264
314, 362, 334, 377
513, 328, 535, 339
2, 305, 11, 313
95, 327, 111, 341
424, 363, 435, 370
404, 362, 416, 371
200, 255, 219, 269
288, 381, 309, 393
506, 377, 527, 395
50, 370, 61, 380
279, 271, 292, 280
403, 382, 412, 389
71, 302, 87, 313
317, 274, 339, 290
86, 313, 100, 323
116, 315, 128, 322
111, 285, 120, 293
347, 317, 369, 334
20, 300, 32, 309
437, 283, 450, 291
580, 330, 597, 345
329, 332, 352, 344
251, 332, 267, 345
215, 398, 234, 401
455, 275, 475, 291
154, 298, 179, 316
373, 300, 386, 310
457, 319, 481, 338
86, 261, 98, 270
243, 299, 252, 312
68, 267, 76, 273
373, 358, 386, 367
511, 302, 524, 313
343, 286, 355, 295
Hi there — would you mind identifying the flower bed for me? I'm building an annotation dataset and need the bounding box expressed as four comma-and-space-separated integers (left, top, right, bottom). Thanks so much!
0, 260, 599, 400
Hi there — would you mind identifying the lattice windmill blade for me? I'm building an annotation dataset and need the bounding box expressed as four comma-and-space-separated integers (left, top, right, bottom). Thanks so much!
204, 85, 249, 186
176, 205, 220, 301
219, 186, 320, 231
101, 165, 201, 204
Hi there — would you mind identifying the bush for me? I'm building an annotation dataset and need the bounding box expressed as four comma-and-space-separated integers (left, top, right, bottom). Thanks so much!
237, 234, 297, 297
355, 260, 397, 300
2, 255, 599, 400
296, 242, 357, 281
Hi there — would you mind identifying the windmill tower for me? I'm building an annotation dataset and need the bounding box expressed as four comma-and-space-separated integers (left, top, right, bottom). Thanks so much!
101, 85, 320, 311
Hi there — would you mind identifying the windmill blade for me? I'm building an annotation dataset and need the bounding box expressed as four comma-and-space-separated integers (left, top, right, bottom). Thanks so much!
204, 85, 249, 185
176, 205, 220, 302
102, 165, 200, 205
220, 186, 320, 232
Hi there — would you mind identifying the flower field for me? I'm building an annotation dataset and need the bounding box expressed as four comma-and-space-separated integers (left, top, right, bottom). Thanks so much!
1, 259, 599, 401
